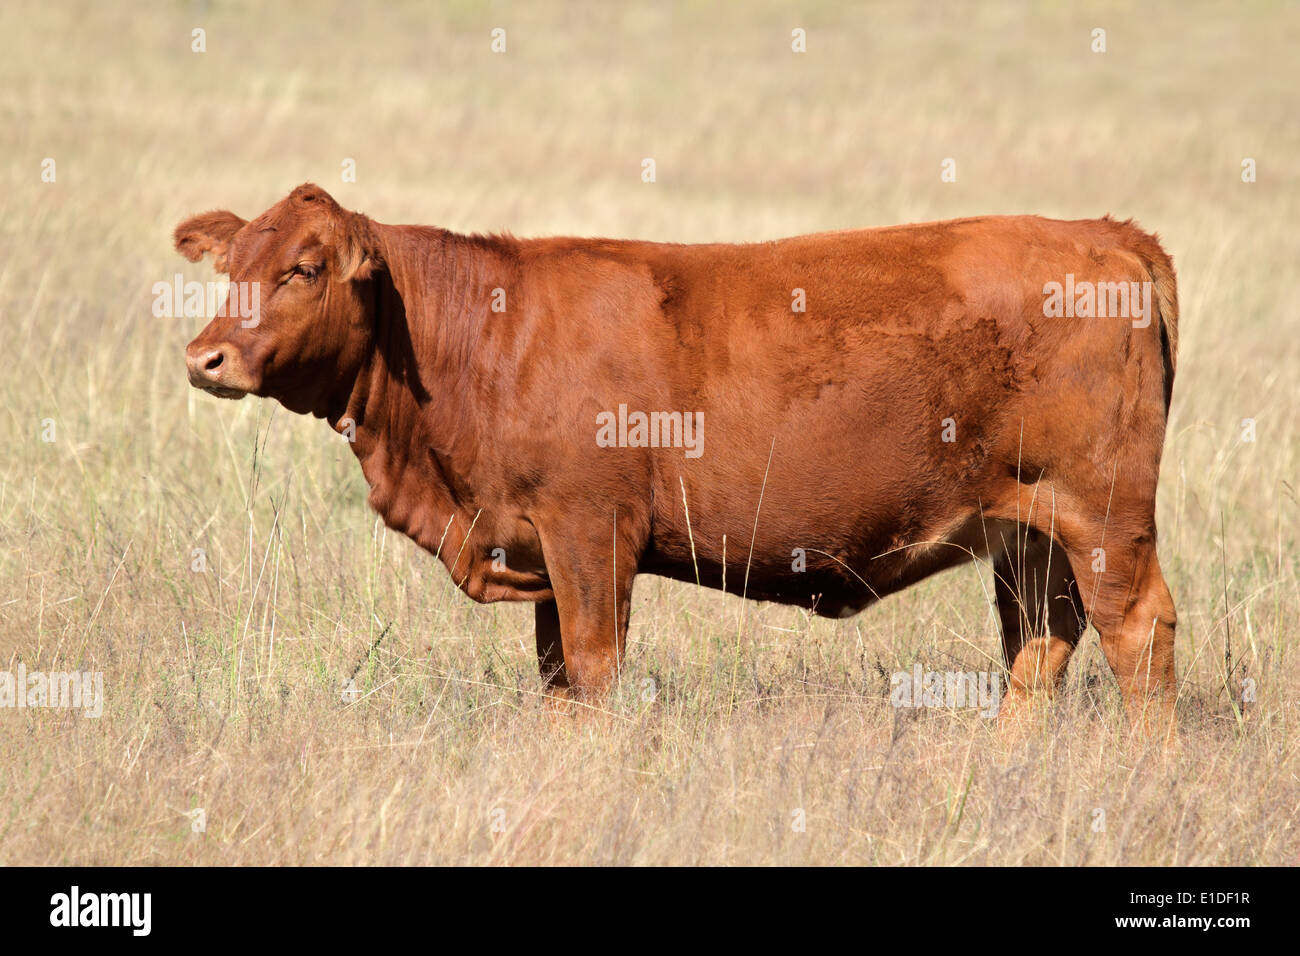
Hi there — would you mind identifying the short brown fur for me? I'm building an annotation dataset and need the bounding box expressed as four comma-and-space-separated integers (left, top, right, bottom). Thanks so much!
178, 185, 1179, 732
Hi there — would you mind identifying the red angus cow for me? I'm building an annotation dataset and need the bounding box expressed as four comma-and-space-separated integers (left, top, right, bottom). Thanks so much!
177, 184, 1179, 730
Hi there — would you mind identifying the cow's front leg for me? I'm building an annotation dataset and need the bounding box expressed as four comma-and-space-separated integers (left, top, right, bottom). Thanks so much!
536, 513, 643, 701
534, 599, 570, 698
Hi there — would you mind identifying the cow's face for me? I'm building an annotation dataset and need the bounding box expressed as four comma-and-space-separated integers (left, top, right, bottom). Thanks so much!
176, 184, 380, 416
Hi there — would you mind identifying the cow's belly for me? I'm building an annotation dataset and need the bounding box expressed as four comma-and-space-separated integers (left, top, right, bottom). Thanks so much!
643, 499, 1018, 617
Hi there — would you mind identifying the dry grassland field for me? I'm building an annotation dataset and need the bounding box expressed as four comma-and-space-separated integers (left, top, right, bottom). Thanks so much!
0, 0, 1297, 871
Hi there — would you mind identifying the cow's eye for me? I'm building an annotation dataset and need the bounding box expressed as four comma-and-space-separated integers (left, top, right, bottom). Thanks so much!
292, 263, 320, 281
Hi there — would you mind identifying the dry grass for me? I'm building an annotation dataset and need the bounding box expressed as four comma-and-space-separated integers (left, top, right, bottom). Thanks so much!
0, 0, 1297, 865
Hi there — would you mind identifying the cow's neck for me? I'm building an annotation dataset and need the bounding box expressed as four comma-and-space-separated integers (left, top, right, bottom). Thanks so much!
331, 223, 512, 574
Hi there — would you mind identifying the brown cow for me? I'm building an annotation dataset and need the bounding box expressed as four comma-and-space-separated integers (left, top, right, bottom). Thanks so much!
177, 184, 1179, 731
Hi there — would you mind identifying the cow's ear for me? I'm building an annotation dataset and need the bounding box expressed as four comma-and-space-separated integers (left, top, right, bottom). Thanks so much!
341, 253, 382, 282
336, 215, 383, 282
174, 211, 247, 272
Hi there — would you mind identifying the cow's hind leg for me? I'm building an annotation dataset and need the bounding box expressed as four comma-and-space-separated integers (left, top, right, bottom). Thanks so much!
1062, 521, 1177, 739
993, 527, 1086, 726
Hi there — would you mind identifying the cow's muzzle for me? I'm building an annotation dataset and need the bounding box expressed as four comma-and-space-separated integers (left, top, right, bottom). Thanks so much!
185, 343, 249, 399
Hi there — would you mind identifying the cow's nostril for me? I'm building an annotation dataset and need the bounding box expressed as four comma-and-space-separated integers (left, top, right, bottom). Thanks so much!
204, 351, 225, 372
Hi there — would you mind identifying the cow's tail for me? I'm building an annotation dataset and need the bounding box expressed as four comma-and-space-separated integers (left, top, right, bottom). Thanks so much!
1123, 223, 1180, 414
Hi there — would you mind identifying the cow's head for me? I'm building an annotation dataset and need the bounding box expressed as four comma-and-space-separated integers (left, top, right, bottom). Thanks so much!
176, 183, 381, 416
